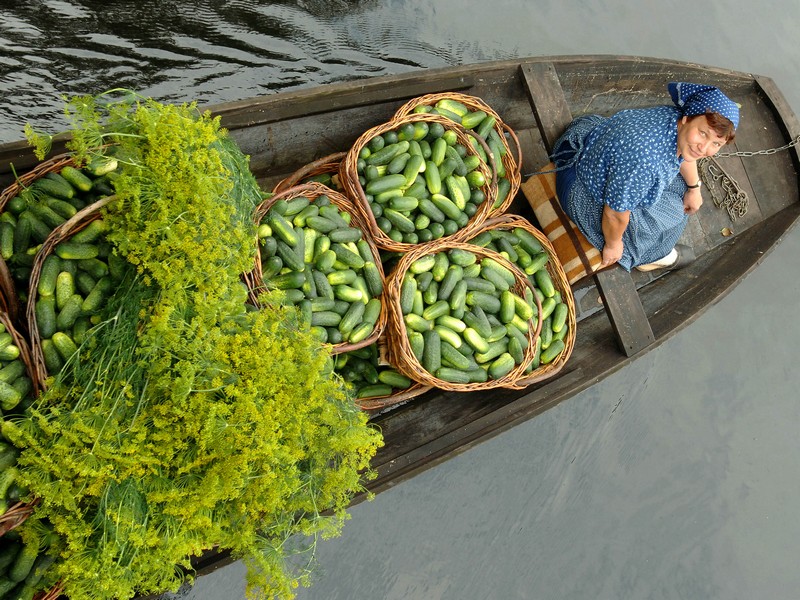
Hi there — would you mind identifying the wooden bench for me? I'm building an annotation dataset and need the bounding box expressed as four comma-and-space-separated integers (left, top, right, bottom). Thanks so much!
520, 62, 655, 357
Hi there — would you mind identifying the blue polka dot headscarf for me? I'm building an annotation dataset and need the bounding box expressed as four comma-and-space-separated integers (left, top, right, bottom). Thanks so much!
668, 82, 740, 130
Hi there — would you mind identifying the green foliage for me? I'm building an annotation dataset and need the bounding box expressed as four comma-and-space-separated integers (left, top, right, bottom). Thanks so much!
10, 91, 383, 600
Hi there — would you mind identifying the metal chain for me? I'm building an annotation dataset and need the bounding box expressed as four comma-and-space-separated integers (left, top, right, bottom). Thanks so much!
698, 157, 749, 221
715, 133, 800, 157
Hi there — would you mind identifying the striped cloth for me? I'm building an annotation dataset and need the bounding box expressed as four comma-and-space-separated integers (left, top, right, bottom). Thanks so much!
521, 164, 601, 285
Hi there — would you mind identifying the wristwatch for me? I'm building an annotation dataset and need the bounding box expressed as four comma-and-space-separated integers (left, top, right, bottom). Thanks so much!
686, 180, 702, 189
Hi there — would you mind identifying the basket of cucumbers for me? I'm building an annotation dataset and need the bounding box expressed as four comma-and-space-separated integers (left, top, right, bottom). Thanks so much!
0, 150, 119, 327
272, 152, 347, 194
247, 181, 388, 355
467, 214, 576, 383
339, 113, 498, 253
393, 92, 522, 217
383, 240, 543, 391
24, 195, 129, 385
0, 309, 40, 538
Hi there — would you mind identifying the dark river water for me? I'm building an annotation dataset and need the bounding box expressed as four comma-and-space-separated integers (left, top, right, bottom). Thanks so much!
2, 1, 799, 599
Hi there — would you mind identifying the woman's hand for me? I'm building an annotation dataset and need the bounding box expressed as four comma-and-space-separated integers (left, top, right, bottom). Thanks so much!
683, 187, 703, 215
602, 239, 624, 267
601, 204, 630, 267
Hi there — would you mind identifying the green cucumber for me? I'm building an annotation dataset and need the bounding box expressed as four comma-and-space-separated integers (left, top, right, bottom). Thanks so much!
59, 165, 93, 192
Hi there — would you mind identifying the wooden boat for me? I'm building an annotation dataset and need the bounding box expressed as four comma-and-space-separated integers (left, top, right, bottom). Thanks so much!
1, 54, 799, 581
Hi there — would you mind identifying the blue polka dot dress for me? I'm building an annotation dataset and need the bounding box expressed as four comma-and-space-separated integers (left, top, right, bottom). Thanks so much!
553, 106, 689, 270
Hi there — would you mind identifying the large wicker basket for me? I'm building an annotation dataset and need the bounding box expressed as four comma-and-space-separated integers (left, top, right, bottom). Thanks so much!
393, 92, 522, 217
0, 310, 42, 539
338, 113, 497, 253
383, 240, 543, 392
472, 213, 577, 385
0, 152, 79, 325
246, 181, 388, 355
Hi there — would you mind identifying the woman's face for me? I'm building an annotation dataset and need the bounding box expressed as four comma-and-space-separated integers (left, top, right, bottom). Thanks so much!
677, 115, 727, 161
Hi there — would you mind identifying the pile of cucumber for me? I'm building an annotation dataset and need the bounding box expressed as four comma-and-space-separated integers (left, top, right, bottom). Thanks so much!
354, 118, 492, 245
395, 247, 538, 385
0, 324, 33, 420
0, 525, 56, 600
257, 193, 384, 346
333, 342, 414, 400
1, 158, 118, 304
468, 226, 571, 367
33, 218, 127, 376
407, 97, 514, 210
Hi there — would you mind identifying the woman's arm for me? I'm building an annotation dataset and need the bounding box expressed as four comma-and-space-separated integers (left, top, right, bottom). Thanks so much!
680, 161, 703, 215
601, 204, 630, 267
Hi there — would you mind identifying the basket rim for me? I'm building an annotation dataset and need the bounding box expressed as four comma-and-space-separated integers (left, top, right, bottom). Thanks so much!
247, 181, 388, 355
474, 214, 577, 384
383, 240, 543, 392
338, 112, 499, 253
392, 92, 523, 217
272, 151, 347, 195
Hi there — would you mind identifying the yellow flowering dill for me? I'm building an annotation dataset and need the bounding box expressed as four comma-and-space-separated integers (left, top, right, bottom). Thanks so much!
10, 91, 383, 600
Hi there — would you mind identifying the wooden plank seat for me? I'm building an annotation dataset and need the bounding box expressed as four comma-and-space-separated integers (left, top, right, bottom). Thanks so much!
519, 62, 655, 357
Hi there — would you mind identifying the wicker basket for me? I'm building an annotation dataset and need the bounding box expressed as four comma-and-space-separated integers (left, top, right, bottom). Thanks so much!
338, 113, 497, 253
0, 310, 42, 537
272, 152, 346, 194
384, 240, 543, 392
34, 582, 64, 600
0, 152, 79, 326
246, 181, 388, 355
473, 214, 577, 385
25, 197, 114, 387
393, 92, 522, 217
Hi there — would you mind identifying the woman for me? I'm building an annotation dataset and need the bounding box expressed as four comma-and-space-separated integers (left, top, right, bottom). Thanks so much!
552, 82, 739, 272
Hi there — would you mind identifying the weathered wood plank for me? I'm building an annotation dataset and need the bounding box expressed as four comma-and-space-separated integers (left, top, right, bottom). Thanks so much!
520, 62, 654, 356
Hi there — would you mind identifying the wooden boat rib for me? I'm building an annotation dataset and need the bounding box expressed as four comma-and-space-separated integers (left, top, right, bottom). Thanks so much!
1, 55, 799, 581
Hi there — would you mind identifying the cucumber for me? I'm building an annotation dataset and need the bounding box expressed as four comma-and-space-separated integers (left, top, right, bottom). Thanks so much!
437, 264, 463, 301
540, 338, 566, 364
81, 276, 113, 313
33, 174, 74, 200
54, 242, 99, 260
59, 165, 93, 192
383, 209, 416, 234
356, 383, 393, 399
440, 341, 471, 370
488, 352, 516, 380
0, 380, 22, 411
365, 173, 407, 195
421, 329, 441, 374
268, 211, 299, 246
51, 331, 79, 361
551, 302, 569, 333
339, 300, 365, 339
35, 295, 57, 339
378, 369, 412, 390
399, 274, 417, 314
0, 221, 15, 260
7, 534, 39, 582
0, 360, 26, 384
534, 268, 556, 298
37, 254, 61, 297
435, 366, 471, 384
